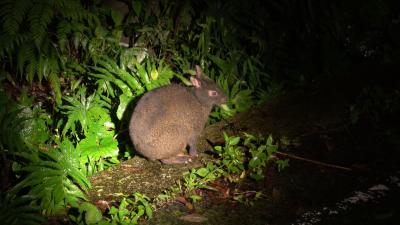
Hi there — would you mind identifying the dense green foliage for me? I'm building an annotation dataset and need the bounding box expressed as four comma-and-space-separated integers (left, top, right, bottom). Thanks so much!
0, 193, 44, 225
107, 193, 153, 225
156, 133, 288, 206
0, 0, 398, 224
11, 140, 90, 215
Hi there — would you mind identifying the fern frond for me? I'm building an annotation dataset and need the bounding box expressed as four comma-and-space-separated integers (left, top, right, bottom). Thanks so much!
25, 59, 38, 83
0, 193, 44, 225
60, 88, 112, 138
0, 89, 51, 153
0, 108, 28, 153
0, 0, 32, 35
48, 71, 62, 105
37, 56, 46, 82
56, 21, 72, 52
58, 0, 88, 21
16, 43, 36, 79
0, 32, 29, 56
19, 107, 51, 150
0, 0, 12, 18
11, 139, 90, 215
0, 33, 14, 56
90, 57, 144, 95
28, 2, 54, 47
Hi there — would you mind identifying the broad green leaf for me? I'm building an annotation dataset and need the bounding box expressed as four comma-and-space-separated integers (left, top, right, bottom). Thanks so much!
228, 136, 241, 146
195, 167, 210, 177
132, 1, 142, 16
135, 63, 149, 84
117, 92, 133, 120
79, 202, 102, 224
150, 68, 158, 80
110, 10, 123, 26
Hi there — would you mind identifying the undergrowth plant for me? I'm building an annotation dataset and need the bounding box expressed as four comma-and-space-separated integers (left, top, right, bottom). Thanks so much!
59, 87, 119, 176
215, 133, 288, 182
65, 133, 286, 224
1, 84, 91, 217
69, 193, 153, 225
11, 139, 91, 215
169, 12, 276, 121
0, 0, 84, 105
0, 90, 51, 155
107, 193, 153, 225
214, 135, 246, 181
68, 202, 102, 225
0, 0, 126, 105
156, 133, 288, 206
0, 193, 45, 225
90, 55, 175, 121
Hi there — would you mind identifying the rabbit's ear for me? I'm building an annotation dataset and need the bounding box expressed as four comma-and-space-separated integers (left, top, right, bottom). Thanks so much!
195, 65, 203, 78
190, 76, 202, 88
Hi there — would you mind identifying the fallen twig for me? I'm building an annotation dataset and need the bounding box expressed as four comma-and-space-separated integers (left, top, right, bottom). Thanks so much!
275, 151, 353, 171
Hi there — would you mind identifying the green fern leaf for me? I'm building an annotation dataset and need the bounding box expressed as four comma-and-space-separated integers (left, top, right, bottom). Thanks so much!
16, 43, 35, 78
60, 89, 112, 139
59, 0, 87, 21
29, 2, 54, 47
0, 33, 14, 55
117, 92, 133, 120
57, 21, 72, 51
11, 140, 90, 215
91, 67, 116, 80
1, 0, 32, 35
0, 32, 28, 56
0, 194, 44, 225
135, 62, 150, 85
0, 90, 50, 153
48, 70, 62, 105
91, 57, 144, 95
37, 56, 46, 82
120, 69, 144, 92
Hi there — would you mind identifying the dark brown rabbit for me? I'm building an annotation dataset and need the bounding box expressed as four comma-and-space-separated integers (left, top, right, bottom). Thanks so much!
129, 65, 227, 164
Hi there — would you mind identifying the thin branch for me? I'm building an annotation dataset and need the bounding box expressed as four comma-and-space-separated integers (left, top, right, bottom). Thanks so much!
275, 151, 353, 171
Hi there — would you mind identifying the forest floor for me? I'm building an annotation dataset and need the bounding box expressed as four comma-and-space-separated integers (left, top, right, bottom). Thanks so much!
88, 62, 400, 225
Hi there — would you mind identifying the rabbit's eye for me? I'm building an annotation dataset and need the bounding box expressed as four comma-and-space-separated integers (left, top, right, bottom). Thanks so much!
208, 90, 218, 97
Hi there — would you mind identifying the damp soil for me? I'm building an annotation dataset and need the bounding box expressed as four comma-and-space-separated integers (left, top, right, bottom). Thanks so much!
88, 63, 400, 224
